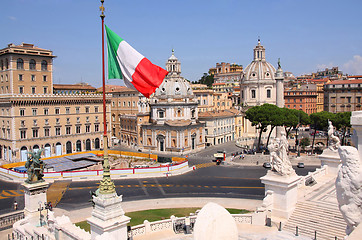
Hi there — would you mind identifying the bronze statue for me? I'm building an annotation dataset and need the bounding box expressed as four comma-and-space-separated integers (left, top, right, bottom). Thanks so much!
25, 149, 45, 183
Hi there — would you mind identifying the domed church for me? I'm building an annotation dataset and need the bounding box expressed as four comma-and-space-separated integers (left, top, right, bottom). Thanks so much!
240, 39, 284, 138
139, 50, 205, 154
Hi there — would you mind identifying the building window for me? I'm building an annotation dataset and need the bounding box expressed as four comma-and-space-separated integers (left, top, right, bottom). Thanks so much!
18, 74, 23, 81
20, 109, 25, 116
43, 75, 47, 82
44, 128, 50, 137
267, 89, 271, 98
33, 120, 37, 126
66, 118, 70, 124
56, 118, 60, 124
77, 117, 80, 123
29, 59, 36, 70
158, 111, 164, 119
45, 119, 49, 125
95, 124, 99, 132
251, 90, 256, 98
85, 107, 90, 113
32, 87, 36, 94
41, 60, 48, 71
20, 130, 26, 139
85, 125, 90, 133
95, 116, 98, 122
65, 108, 70, 114
31, 75, 36, 81
86, 116, 89, 122
44, 108, 49, 115
66, 126, 71, 135
55, 108, 60, 114
19, 86, 24, 94
32, 129, 38, 138
76, 125, 81, 134
55, 127, 61, 136
94, 106, 98, 113
32, 109, 37, 116
43, 87, 47, 94
17, 58, 24, 69
76, 107, 80, 114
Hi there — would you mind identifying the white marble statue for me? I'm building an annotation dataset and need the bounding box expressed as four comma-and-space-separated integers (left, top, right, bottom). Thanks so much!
336, 146, 362, 235
328, 119, 341, 151
268, 131, 294, 176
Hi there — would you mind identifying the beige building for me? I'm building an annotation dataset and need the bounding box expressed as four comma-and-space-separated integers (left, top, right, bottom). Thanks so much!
0, 43, 111, 162
324, 78, 362, 113
199, 109, 238, 146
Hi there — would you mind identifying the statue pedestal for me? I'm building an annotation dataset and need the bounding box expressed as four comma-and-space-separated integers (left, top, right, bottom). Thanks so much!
319, 149, 341, 175
22, 182, 49, 218
87, 192, 130, 240
260, 171, 301, 219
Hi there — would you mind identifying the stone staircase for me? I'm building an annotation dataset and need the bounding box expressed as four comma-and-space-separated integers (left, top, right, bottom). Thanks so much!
284, 177, 346, 240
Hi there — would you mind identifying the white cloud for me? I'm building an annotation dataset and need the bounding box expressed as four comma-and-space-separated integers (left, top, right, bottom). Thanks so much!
8, 16, 16, 21
343, 55, 362, 75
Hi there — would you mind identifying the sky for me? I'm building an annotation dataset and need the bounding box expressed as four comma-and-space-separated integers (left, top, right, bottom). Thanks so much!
2, 0, 362, 88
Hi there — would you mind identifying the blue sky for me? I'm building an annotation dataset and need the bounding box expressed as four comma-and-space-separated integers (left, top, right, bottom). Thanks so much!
2, 0, 362, 88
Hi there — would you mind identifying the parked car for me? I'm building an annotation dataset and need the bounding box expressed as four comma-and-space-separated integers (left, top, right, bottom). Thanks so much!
263, 162, 271, 169
297, 162, 305, 168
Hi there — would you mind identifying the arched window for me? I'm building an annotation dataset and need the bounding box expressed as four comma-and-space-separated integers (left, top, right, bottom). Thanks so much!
0, 60, 3, 70
267, 89, 271, 98
17, 58, 24, 69
29, 59, 36, 70
251, 90, 256, 98
41, 60, 48, 71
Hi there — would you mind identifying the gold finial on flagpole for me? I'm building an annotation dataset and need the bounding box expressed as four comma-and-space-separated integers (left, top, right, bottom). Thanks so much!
100, 0, 105, 19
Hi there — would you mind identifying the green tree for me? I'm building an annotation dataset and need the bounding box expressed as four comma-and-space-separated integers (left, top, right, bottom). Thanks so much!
310, 111, 334, 153
194, 73, 214, 88
282, 109, 310, 137
245, 104, 282, 151
300, 137, 310, 151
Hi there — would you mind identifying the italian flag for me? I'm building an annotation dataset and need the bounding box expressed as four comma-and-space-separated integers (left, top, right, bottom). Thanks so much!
105, 25, 168, 98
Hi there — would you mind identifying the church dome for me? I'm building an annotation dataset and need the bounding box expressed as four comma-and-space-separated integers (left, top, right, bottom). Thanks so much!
153, 50, 193, 99
242, 40, 276, 83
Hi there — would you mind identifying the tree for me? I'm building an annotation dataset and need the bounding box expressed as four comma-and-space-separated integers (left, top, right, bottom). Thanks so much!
310, 111, 334, 153
245, 104, 282, 151
282, 109, 310, 137
194, 73, 214, 88
332, 112, 351, 145
300, 137, 310, 151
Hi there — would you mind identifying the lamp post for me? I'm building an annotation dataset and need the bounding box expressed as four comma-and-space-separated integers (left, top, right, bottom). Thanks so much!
38, 201, 44, 227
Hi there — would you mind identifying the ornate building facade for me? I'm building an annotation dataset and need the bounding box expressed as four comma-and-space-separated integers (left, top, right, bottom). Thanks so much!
0, 43, 110, 162
139, 51, 205, 154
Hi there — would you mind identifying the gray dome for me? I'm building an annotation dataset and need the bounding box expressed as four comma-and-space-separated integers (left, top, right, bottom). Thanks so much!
242, 40, 276, 83
153, 50, 193, 98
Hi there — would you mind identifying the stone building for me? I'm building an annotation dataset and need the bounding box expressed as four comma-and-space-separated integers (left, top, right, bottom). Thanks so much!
199, 109, 238, 146
240, 40, 284, 138
139, 51, 205, 154
53, 83, 97, 94
284, 84, 318, 114
0, 43, 110, 162
324, 78, 362, 113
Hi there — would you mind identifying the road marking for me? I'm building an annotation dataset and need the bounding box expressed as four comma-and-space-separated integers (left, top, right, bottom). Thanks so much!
153, 178, 166, 196
47, 180, 71, 207
195, 162, 215, 169
138, 179, 149, 197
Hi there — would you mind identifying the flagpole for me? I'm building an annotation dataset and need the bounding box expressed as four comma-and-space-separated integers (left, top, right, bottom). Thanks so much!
99, 0, 115, 194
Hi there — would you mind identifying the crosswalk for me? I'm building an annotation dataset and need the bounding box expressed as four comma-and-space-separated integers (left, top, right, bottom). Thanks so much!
0, 189, 24, 199
194, 162, 216, 169
47, 180, 71, 207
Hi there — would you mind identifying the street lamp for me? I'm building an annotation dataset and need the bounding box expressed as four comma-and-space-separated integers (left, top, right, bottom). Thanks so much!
38, 201, 44, 227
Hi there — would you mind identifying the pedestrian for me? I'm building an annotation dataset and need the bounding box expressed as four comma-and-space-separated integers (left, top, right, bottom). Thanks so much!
14, 201, 18, 210
242, 154, 245, 160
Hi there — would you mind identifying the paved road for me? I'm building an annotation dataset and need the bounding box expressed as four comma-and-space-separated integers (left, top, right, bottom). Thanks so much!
0, 164, 316, 214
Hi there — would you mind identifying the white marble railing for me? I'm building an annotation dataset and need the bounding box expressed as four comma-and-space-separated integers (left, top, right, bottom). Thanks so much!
129, 213, 253, 237
298, 165, 328, 188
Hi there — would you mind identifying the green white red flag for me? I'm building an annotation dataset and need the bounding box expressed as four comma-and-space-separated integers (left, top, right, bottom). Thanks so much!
105, 25, 168, 98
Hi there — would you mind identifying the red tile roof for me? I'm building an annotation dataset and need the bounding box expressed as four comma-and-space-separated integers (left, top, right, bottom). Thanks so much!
326, 79, 362, 85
